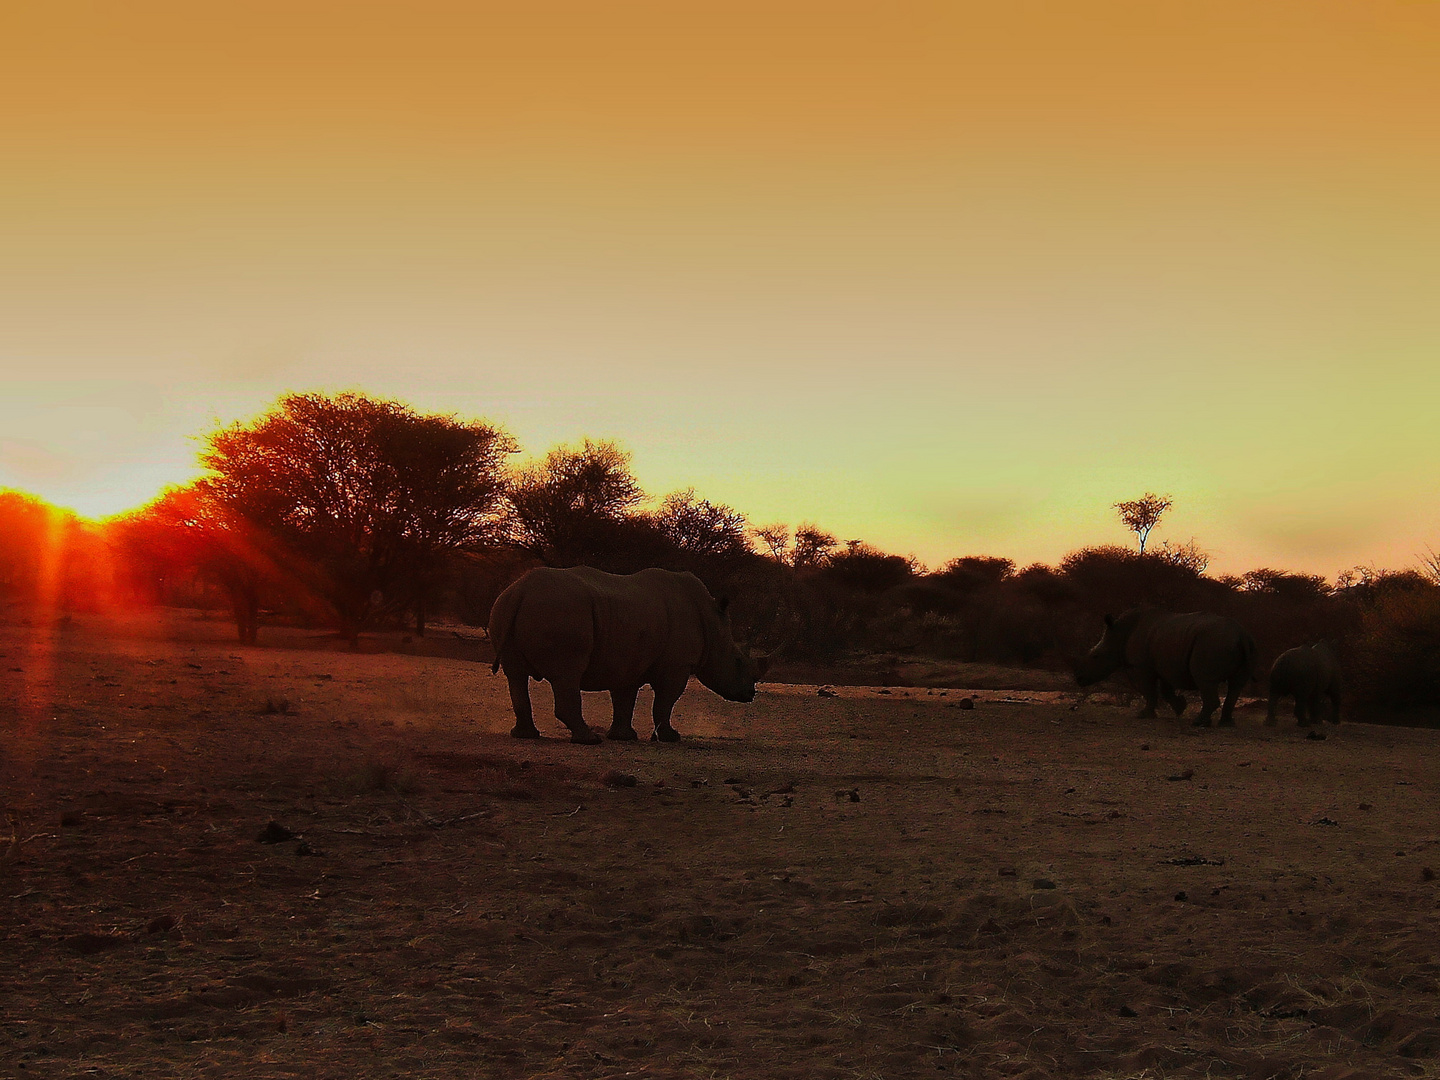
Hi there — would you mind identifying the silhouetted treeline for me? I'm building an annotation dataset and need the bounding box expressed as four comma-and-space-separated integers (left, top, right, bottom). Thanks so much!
2, 391, 1439, 722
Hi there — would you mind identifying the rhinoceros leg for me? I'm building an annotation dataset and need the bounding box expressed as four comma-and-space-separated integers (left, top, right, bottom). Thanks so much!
1161, 683, 1187, 717
1193, 681, 1221, 726
506, 672, 542, 739
1326, 684, 1342, 724
607, 687, 640, 741
650, 676, 685, 742
1216, 669, 1245, 727
550, 678, 603, 745
1294, 698, 1312, 726
1136, 671, 1161, 720
1264, 694, 1281, 726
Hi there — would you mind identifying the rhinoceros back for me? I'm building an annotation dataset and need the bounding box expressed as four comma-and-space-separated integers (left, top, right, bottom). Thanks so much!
488, 566, 715, 689
1134, 610, 1257, 690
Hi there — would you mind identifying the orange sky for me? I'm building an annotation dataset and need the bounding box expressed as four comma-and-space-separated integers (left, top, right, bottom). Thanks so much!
2, 2, 1439, 575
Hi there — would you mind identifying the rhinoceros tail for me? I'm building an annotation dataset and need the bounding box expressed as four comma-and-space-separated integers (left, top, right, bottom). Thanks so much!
1240, 631, 1260, 685
488, 584, 521, 675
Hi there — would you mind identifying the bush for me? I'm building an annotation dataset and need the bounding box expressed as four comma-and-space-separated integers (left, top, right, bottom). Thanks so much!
1347, 587, 1440, 720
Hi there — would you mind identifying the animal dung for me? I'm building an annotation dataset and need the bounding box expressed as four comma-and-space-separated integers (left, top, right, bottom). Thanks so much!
256, 822, 297, 844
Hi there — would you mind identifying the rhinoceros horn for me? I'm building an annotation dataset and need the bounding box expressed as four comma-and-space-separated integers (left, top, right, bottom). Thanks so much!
742, 625, 797, 675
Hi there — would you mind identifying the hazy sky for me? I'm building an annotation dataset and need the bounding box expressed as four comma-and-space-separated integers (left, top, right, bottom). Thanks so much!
2, 1, 1438, 576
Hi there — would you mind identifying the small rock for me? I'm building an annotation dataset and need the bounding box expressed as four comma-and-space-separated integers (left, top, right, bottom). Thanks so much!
63, 932, 126, 955
144, 915, 176, 935
1306, 730, 1327, 741
60, 812, 82, 828
1358, 802, 1372, 810
998, 867, 1018, 877
1423, 867, 1435, 882
256, 822, 297, 844
1167, 770, 1195, 782
294, 840, 316, 857
878, 689, 891, 695
1312, 817, 1340, 827
957, 697, 974, 710
1140, 743, 1151, 751
1032, 879, 1057, 890
1174, 891, 1188, 902
817, 686, 837, 697
1118, 1005, 1138, 1017
601, 770, 638, 788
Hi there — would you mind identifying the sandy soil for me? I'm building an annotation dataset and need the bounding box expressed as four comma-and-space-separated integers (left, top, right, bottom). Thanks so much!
2, 609, 1439, 1079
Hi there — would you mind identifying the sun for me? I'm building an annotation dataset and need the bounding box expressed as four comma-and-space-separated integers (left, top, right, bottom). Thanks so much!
0, 463, 206, 522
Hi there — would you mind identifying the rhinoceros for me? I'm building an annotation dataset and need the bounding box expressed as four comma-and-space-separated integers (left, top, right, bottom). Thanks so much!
1266, 641, 1341, 727
1075, 608, 1259, 726
488, 566, 769, 744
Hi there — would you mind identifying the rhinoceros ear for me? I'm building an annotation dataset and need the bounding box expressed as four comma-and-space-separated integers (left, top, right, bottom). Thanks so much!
1104, 613, 1115, 628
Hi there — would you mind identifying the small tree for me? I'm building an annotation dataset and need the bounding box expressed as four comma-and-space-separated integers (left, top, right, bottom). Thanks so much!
752, 522, 791, 564
790, 524, 837, 570
1156, 538, 1209, 575
1114, 492, 1172, 554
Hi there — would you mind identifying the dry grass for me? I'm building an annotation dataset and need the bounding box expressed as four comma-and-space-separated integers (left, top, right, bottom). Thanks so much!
1, 608, 1438, 1079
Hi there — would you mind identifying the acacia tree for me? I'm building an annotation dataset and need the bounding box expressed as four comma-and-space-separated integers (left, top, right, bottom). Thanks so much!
752, 522, 791, 564
504, 439, 653, 569
790, 524, 837, 570
1114, 492, 1173, 554
112, 484, 299, 643
201, 392, 515, 641
651, 489, 751, 561
1156, 538, 1209, 575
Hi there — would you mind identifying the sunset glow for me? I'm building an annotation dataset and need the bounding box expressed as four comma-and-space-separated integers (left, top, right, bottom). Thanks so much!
3, 2, 1439, 573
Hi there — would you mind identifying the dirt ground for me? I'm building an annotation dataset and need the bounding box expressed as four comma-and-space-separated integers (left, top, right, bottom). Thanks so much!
2, 609, 1439, 1079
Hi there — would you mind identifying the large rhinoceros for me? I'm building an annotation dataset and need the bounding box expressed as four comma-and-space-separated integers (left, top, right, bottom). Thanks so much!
1266, 641, 1341, 727
1075, 608, 1259, 726
488, 566, 769, 744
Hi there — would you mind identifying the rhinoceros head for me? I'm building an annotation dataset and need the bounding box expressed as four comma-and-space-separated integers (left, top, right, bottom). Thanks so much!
1074, 612, 1129, 687
695, 596, 771, 703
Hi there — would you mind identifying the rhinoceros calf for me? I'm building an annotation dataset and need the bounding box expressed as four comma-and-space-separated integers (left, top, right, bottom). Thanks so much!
1266, 641, 1341, 727
488, 566, 768, 744
1075, 608, 1259, 726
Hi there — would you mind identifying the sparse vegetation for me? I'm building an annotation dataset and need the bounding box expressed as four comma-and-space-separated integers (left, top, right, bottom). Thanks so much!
2, 391, 1437, 723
